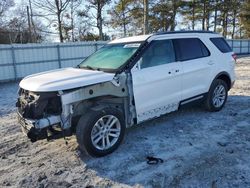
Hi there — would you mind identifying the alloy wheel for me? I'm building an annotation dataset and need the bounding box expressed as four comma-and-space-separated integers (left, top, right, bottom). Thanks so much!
91, 115, 121, 150
212, 84, 226, 108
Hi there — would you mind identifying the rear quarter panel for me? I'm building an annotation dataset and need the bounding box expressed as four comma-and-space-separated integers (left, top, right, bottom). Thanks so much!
204, 37, 236, 90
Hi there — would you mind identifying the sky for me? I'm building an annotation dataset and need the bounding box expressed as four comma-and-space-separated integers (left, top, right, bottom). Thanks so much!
7, 0, 195, 42
7, 0, 114, 42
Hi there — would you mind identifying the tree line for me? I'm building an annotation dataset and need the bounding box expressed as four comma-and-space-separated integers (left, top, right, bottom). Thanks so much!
0, 0, 249, 44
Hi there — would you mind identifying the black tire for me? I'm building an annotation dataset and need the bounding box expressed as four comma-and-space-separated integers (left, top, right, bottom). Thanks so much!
76, 107, 125, 157
205, 79, 228, 112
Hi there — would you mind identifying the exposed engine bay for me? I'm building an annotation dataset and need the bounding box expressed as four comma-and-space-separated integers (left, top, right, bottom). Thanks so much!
16, 89, 66, 142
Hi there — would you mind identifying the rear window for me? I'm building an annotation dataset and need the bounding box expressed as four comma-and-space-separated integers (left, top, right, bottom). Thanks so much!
210, 37, 232, 53
173, 38, 210, 61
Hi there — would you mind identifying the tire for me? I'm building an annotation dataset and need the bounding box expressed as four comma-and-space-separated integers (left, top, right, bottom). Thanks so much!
76, 107, 125, 157
205, 79, 228, 112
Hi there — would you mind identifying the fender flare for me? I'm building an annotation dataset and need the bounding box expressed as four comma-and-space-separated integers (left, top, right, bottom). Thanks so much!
210, 71, 232, 90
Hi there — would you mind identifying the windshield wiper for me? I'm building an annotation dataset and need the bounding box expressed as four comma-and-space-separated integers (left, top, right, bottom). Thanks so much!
85, 65, 95, 70
81, 65, 101, 71
80, 65, 95, 70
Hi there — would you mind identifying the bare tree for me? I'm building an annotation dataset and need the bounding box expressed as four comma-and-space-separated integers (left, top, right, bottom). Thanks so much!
28, 0, 39, 42
2, 5, 44, 44
26, 6, 32, 42
32, 0, 70, 42
0, 0, 14, 16
66, 0, 82, 41
81, 0, 111, 40
0, 0, 15, 21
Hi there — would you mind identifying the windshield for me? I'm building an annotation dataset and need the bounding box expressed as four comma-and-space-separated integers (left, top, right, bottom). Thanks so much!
79, 43, 141, 71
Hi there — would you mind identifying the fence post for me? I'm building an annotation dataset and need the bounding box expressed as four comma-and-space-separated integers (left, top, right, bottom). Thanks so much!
248, 40, 250, 54
231, 40, 234, 52
57, 44, 62, 68
240, 40, 242, 54
94, 43, 98, 52
11, 45, 18, 81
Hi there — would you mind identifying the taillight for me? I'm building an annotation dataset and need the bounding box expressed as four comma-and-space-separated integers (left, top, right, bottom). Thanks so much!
232, 53, 237, 62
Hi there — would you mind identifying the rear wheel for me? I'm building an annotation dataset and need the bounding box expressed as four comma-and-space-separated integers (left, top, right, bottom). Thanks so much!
205, 79, 228, 112
76, 107, 125, 157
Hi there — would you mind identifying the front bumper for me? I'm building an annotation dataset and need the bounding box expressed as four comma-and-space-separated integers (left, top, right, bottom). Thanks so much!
18, 112, 46, 142
17, 112, 62, 142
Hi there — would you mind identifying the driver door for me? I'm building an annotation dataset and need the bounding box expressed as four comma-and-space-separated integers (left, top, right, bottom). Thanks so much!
131, 39, 182, 123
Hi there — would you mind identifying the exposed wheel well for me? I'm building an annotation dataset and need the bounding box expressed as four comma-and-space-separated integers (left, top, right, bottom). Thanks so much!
216, 73, 231, 90
71, 96, 126, 132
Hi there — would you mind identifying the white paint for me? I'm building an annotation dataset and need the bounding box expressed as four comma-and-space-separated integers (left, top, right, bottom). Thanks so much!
131, 62, 182, 123
19, 68, 114, 92
131, 33, 236, 123
180, 57, 214, 100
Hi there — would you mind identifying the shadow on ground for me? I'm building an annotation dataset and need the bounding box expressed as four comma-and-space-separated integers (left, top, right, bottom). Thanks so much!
77, 95, 250, 187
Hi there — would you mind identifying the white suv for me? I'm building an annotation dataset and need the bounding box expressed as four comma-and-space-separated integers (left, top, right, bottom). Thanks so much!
17, 31, 236, 157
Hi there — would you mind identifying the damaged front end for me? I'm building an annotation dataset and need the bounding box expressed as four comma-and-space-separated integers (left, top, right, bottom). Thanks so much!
16, 88, 69, 142
16, 73, 135, 143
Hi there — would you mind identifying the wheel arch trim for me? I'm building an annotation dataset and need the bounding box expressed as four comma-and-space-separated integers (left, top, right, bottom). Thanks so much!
212, 71, 232, 90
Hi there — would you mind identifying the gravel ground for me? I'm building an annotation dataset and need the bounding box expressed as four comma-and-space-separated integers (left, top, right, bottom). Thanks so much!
0, 57, 249, 188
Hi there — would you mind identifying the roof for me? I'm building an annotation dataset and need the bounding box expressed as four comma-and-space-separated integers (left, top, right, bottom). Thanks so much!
108, 31, 220, 44
155, 30, 217, 35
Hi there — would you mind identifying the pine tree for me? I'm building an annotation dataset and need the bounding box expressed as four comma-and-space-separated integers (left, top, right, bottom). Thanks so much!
180, 0, 198, 30
150, 0, 182, 32
108, 0, 135, 37
85, 0, 111, 40
240, 0, 250, 37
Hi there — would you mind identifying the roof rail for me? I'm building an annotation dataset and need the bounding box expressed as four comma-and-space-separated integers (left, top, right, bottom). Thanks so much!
154, 30, 217, 35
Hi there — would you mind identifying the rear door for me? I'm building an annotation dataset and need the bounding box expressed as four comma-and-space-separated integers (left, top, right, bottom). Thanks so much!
131, 39, 182, 123
173, 38, 213, 101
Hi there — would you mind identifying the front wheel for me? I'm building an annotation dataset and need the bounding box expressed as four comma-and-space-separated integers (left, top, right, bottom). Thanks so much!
204, 79, 228, 112
76, 107, 125, 157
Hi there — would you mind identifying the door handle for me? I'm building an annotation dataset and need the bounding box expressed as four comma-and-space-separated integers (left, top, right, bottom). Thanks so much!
168, 69, 179, 75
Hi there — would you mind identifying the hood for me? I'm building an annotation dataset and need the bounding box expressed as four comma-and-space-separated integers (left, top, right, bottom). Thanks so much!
19, 67, 115, 92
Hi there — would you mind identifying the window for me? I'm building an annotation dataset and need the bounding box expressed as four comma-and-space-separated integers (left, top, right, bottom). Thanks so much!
210, 37, 232, 53
173, 38, 210, 61
79, 43, 140, 71
140, 40, 175, 69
